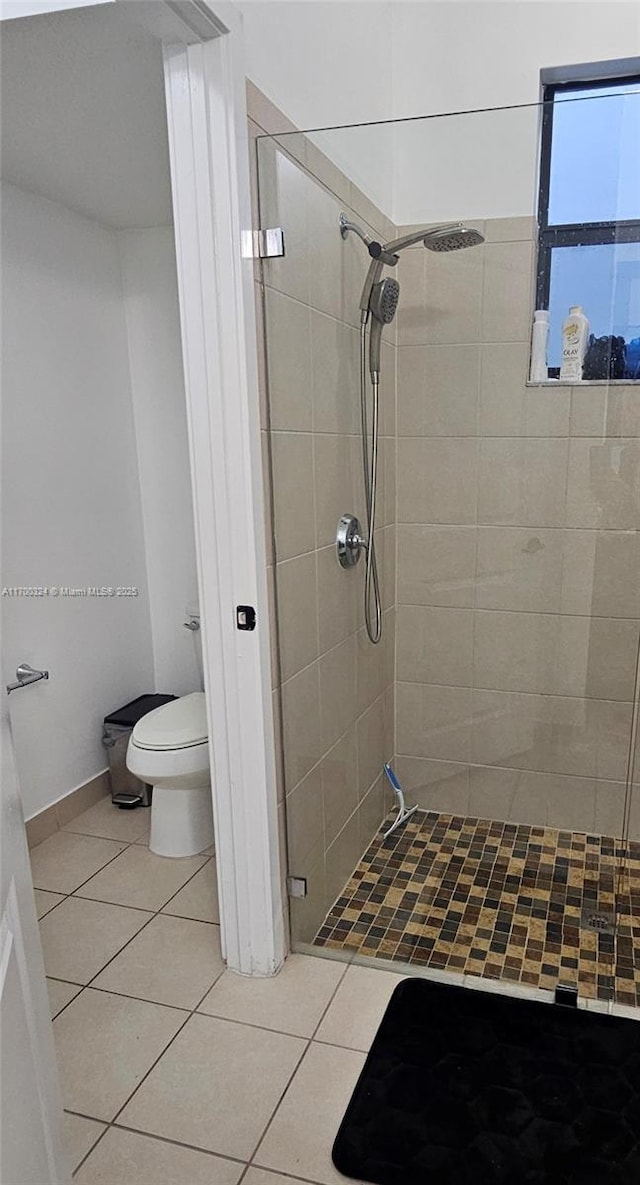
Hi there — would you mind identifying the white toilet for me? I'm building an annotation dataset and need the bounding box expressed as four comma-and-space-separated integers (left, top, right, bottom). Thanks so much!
126, 606, 214, 858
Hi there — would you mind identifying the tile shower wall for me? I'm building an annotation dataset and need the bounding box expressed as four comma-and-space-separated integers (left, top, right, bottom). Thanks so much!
394, 216, 640, 838
249, 93, 397, 942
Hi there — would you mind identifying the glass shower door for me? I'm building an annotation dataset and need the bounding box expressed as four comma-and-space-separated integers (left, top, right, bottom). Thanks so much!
255, 93, 640, 1010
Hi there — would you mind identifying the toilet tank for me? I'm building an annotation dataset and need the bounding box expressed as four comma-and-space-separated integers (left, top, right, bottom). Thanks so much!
185, 601, 204, 689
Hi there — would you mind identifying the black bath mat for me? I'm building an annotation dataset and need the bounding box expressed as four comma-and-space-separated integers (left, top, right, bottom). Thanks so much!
332, 978, 640, 1185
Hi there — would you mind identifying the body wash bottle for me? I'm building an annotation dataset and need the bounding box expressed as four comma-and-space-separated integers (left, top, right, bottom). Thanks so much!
560, 306, 589, 382
529, 309, 550, 381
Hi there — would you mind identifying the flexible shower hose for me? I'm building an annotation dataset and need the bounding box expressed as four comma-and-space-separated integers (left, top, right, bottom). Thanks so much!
360, 323, 382, 644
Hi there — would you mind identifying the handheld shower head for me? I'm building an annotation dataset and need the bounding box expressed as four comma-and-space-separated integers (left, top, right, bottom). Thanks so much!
370, 276, 400, 325
369, 277, 399, 380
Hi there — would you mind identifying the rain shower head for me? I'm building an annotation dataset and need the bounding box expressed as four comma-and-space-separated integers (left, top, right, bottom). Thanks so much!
423, 225, 485, 252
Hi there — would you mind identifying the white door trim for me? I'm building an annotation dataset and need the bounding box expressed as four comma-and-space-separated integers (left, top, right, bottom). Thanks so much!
162, 4, 285, 975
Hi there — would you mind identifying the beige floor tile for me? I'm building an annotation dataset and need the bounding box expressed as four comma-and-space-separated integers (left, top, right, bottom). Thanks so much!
63, 1113, 106, 1173
119, 1013, 305, 1161
75, 1127, 243, 1185
243, 1171, 313, 1185
198, 952, 345, 1037
34, 888, 65, 919
254, 1042, 366, 1185
315, 964, 405, 1052
30, 831, 126, 894
63, 796, 151, 843
40, 896, 152, 984
76, 845, 208, 912
161, 859, 219, 922
47, 978, 82, 1018
53, 987, 186, 1121
93, 914, 225, 1009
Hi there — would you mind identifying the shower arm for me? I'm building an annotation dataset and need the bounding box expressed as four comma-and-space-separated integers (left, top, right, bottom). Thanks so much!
356, 224, 465, 319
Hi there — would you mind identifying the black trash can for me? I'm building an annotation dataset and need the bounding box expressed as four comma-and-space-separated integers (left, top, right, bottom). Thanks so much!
103, 694, 176, 808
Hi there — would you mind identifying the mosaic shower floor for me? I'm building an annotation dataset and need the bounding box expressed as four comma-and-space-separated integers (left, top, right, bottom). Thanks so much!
314, 810, 640, 1006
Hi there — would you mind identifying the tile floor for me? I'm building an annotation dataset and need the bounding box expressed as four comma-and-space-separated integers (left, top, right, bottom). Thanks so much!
32, 796, 403, 1183
314, 808, 640, 1006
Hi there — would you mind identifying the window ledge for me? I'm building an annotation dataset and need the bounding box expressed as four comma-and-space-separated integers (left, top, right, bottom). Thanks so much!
526, 379, 640, 387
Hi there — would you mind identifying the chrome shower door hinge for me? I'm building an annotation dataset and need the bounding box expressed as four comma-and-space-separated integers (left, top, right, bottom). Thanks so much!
287, 876, 307, 899
244, 228, 285, 259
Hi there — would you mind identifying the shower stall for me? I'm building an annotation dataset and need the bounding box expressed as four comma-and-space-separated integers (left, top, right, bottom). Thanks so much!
254, 88, 640, 1007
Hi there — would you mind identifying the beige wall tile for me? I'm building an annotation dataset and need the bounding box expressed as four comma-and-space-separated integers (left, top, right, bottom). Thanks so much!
322, 728, 358, 847
397, 525, 476, 608
397, 437, 478, 524
313, 433, 360, 549
305, 140, 353, 209
276, 552, 318, 681
483, 217, 535, 243
477, 438, 568, 527
396, 682, 472, 762
592, 780, 626, 840
394, 756, 470, 815
356, 625, 385, 716
397, 344, 480, 436
356, 696, 385, 799
260, 143, 310, 304
468, 765, 520, 824
565, 438, 640, 530
281, 662, 322, 791
473, 610, 638, 701
26, 803, 59, 849
378, 524, 396, 612
570, 385, 640, 438
271, 431, 315, 561
397, 242, 484, 347
310, 310, 360, 435
261, 432, 275, 567
479, 343, 570, 436
380, 341, 397, 438
289, 847, 326, 944
324, 808, 360, 912
307, 184, 360, 328
470, 689, 632, 783
358, 775, 387, 849
475, 526, 564, 613
396, 604, 473, 686
481, 240, 534, 342
264, 289, 312, 431
316, 543, 360, 655
246, 81, 298, 136
319, 635, 357, 753
560, 529, 640, 618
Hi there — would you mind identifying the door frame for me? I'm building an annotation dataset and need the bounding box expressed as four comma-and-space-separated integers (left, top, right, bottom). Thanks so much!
2, 0, 284, 979
161, 1, 285, 975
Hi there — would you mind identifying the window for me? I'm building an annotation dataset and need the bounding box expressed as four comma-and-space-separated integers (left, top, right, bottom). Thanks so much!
536, 71, 640, 379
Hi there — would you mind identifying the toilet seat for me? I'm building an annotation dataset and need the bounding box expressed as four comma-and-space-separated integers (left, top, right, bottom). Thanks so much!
131, 691, 207, 751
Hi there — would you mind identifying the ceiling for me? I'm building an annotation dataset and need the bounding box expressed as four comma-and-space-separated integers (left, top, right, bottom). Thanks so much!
0, 3, 173, 228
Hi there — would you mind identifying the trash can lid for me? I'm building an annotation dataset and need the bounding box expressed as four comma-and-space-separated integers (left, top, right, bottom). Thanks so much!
104, 694, 177, 728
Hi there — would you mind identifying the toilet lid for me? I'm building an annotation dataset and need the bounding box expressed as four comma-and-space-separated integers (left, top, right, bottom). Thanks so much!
132, 692, 208, 750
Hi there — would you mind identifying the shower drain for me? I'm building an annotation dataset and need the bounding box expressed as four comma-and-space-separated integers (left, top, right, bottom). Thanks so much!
580, 907, 616, 934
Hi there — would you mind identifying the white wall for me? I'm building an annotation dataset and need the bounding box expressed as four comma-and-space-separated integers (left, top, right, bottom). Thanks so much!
238, 0, 394, 213
1, 182, 154, 818
238, 0, 639, 221
118, 228, 200, 695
